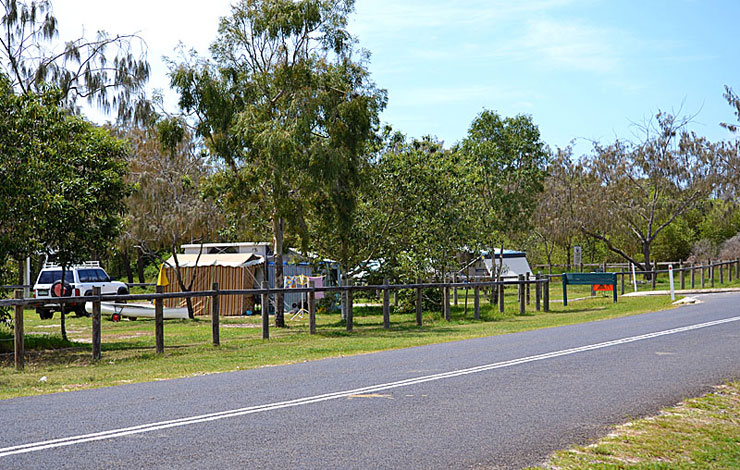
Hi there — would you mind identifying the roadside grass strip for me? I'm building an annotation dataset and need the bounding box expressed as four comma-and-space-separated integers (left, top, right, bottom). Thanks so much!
531, 382, 740, 470
2, 315, 740, 459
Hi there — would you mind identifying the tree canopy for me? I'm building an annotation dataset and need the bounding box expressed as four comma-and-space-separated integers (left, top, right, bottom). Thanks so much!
170, 0, 386, 326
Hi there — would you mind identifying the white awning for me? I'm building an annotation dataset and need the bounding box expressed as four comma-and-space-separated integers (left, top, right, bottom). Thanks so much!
163, 253, 264, 268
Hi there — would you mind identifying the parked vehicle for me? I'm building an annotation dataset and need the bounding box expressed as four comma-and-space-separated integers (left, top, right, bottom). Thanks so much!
32, 262, 129, 319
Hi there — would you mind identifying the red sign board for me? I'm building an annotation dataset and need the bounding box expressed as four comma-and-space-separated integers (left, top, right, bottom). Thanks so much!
593, 284, 614, 292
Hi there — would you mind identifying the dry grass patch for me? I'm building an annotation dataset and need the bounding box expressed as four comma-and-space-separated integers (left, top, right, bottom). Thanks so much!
530, 383, 740, 469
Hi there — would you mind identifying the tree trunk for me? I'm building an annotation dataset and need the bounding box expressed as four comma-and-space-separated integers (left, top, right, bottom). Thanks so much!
121, 248, 134, 284
272, 215, 285, 328
643, 242, 652, 281
136, 251, 146, 284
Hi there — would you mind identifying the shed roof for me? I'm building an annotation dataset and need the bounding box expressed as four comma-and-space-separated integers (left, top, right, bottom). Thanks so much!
164, 253, 263, 268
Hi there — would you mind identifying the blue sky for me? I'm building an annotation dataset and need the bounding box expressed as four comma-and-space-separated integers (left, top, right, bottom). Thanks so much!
54, 0, 739, 153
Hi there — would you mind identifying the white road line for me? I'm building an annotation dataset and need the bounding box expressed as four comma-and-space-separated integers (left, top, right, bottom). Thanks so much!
2, 315, 739, 458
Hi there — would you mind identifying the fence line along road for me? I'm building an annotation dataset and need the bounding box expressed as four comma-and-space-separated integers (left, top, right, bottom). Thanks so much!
2, 277, 550, 370
3, 259, 738, 370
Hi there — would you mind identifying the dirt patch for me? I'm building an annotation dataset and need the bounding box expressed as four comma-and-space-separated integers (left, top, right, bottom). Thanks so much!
103, 332, 151, 340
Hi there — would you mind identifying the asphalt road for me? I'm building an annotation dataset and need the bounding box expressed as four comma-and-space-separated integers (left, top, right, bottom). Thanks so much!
3, 292, 740, 469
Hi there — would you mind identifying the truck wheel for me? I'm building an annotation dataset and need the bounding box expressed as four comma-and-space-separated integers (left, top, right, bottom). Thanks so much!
36, 308, 53, 320
117, 287, 129, 303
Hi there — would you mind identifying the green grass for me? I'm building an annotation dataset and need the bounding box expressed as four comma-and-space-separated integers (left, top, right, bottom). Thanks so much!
527, 382, 740, 469
0, 283, 676, 400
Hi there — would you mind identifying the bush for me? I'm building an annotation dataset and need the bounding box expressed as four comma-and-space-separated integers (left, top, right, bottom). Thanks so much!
0, 305, 10, 326
687, 239, 718, 264
396, 287, 442, 313
719, 233, 740, 260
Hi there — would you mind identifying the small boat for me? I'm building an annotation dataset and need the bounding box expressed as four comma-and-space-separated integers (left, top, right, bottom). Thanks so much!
85, 302, 190, 321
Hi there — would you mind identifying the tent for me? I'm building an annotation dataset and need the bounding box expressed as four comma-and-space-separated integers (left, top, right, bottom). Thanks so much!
473, 249, 534, 279
161, 253, 263, 316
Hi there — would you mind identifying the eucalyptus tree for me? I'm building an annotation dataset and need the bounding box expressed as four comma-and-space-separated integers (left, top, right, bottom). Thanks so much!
0, 0, 150, 122
121, 118, 222, 318
578, 112, 719, 274
459, 110, 549, 278
170, 0, 386, 327
533, 147, 583, 270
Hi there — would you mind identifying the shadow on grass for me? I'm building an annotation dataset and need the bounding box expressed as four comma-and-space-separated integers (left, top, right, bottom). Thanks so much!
0, 329, 80, 353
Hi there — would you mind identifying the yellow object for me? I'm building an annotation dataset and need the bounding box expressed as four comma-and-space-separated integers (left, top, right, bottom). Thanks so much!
157, 264, 170, 287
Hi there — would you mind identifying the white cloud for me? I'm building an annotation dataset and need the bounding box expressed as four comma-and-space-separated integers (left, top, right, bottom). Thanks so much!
513, 18, 622, 74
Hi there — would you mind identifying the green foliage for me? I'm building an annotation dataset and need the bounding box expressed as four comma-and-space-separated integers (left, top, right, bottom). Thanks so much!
0, 71, 130, 269
170, 0, 386, 325
350, 133, 474, 281
170, 0, 386, 249
577, 112, 719, 269
0, 0, 151, 123
460, 110, 549, 259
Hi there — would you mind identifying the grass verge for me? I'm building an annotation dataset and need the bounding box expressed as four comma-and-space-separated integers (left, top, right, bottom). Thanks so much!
0, 286, 675, 400
528, 382, 740, 469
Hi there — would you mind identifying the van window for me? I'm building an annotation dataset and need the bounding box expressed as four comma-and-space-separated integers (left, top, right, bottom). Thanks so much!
38, 271, 66, 284
78, 269, 109, 282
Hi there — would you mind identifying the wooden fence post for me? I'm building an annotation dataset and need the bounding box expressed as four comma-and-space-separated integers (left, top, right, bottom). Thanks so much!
701, 263, 706, 288
720, 261, 724, 284
691, 264, 696, 289
308, 279, 316, 335
518, 275, 526, 315
711, 261, 715, 288
415, 280, 422, 326
543, 278, 550, 312
621, 268, 625, 295
727, 261, 732, 282
155, 285, 164, 354
383, 279, 390, 329
444, 283, 451, 321
464, 283, 469, 317
680, 262, 685, 290
526, 272, 531, 305
346, 281, 354, 332
453, 273, 458, 306
498, 283, 505, 313
474, 284, 480, 320
211, 282, 220, 347
92, 286, 101, 361
535, 274, 541, 312
14, 289, 24, 370
651, 261, 657, 290
261, 282, 269, 340
736, 259, 739, 279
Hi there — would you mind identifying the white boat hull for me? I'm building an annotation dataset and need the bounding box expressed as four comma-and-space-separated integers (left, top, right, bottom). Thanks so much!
85, 302, 190, 320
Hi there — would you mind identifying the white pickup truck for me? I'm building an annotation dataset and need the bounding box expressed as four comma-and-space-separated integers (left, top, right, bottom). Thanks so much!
32, 262, 129, 319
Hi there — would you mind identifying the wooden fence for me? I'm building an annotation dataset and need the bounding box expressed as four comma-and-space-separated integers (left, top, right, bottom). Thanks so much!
543, 259, 740, 295
4, 260, 739, 370
2, 277, 550, 370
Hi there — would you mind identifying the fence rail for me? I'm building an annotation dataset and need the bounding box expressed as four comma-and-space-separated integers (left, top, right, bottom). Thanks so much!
1, 282, 157, 291
3, 277, 551, 370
